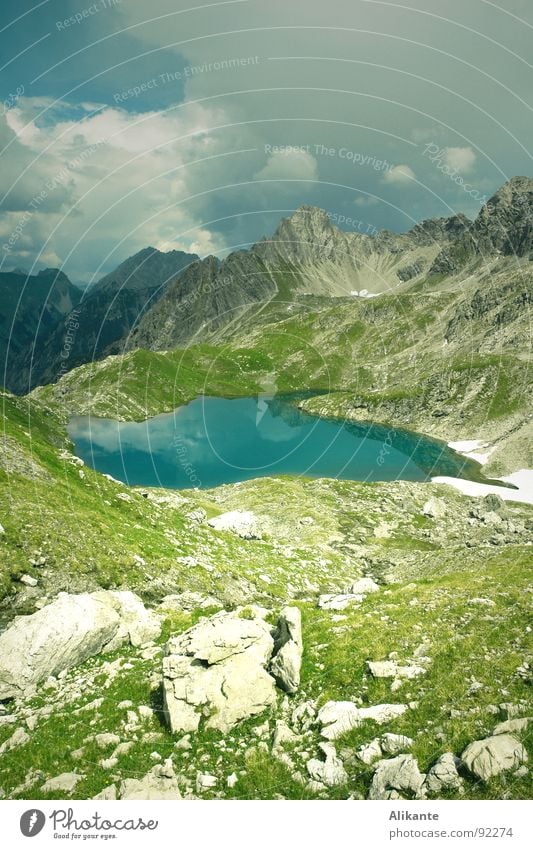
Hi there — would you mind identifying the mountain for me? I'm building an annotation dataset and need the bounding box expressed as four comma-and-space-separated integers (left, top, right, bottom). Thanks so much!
0, 268, 81, 390
6, 247, 198, 394
126, 205, 472, 353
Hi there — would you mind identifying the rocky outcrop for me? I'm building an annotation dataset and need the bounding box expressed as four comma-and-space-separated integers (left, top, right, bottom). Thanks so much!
307, 742, 348, 787
0, 590, 161, 699
424, 753, 463, 794
318, 577, 380, 610
119, 760, 182, 800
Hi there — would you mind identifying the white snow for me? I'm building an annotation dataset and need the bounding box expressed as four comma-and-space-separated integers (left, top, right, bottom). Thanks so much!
432, 470, 533, 506
448, 439, 496, 466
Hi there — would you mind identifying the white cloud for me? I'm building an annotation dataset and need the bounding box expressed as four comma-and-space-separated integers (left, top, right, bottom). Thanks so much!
382, 164, 416, 185
441, 146, 477, 174
253, 149, 318, 183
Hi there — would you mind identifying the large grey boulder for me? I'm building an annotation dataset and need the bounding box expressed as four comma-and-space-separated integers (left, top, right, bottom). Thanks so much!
0, 591, 161, 699
461, 734, 528, 782
369, 754, 426, 800
270, 607, 303, 694
163, 607, 277, 734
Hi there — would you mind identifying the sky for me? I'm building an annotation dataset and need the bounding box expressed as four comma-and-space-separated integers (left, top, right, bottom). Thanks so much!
0, 0, 532, 282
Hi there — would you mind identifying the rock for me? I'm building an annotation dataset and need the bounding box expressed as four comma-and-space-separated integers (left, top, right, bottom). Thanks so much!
91, 590, 161, 647
318, 701, 408, 740
493, 718, 531, 735
369, 755, 426, 800
270, 607, 303, 694
94, 733, 121, 749
424, 753, 463, 794
0, 727, 30, 755
196, 772, 217, 792
346, 577, 380, 595
422, 497, 446, 519
186, 508, 207, 523
41, 773, 83, 794
162, 607, 277, 734
484, 493, 505, 512
119, 760, 182, 800
380, 733, 413, 755
367, 660, 397, 678
227, 772, 238, 788
272, 720, 299, 754
93, 784, 117, 800
318, 594, 360, 611
0, 590, 160, 699
207, 510, 263, 539
357, 738, 383, 765
367, 660, 426, 680
159, 591, 222, 612
19, 574, 38, 587
307, 742, 348, 787
462, 735, 528, 781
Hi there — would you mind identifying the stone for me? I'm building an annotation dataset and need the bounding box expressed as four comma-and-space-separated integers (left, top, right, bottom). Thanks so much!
380, 733, 413, 755
93, 784, 117, 800
94, 733, 121, 749
0, 590, 160, 699
424, 753, 463, 794
369, 755, 426, 800
367, 660, 397, 678
91, 590, 161, 648
227, 772, 238, 788
422, 497, 446, 519
318, 594, 361, 611
0, 727, 30, 755
307, 742, 348, 787
318, 700, 408, 740
207, 510, 263, 539
272, 720, 299, 754
493, 718, 531, 735
357, 739, 383, 765
270, 606, 303, 695
41, 773, 83, 794
346, 577, 380, 595
162, 607, 277, 734
462, 734, 528, 781
196, 772, 217, 792
119, 760, 181, 800
19, 574, 38, 587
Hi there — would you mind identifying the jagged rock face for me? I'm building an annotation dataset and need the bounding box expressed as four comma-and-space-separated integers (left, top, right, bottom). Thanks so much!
0, 590, 161, 699
8, 247, 197, 393
472, 176, 533, 257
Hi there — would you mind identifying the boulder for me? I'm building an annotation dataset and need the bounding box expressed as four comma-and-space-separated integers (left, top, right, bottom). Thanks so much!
0, 591, 161, 699
207, 510, 263, 539
367, 660, 426, 680
119, 760, 182, 800
461, 734, 528, 782
0, 727, 30, 755
270, 607, 303, 694
357, 738, 383, 765
493, 717, 531, 735
346, 577, 380, 595
424, 753, 463, 794
422, 497, 446, 519
162, 607, 277, 734
369, 755, 426, 800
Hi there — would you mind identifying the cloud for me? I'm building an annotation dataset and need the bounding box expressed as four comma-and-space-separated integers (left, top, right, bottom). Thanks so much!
382, 165, 416, 185
441, 146, 477, 174
253, 149, 318, 183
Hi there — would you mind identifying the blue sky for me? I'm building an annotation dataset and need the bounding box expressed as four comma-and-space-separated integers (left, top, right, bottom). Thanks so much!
1, 0, 532, 281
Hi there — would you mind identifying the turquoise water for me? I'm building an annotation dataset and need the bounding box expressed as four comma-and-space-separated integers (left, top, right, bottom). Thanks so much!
67, 395, 475, 490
